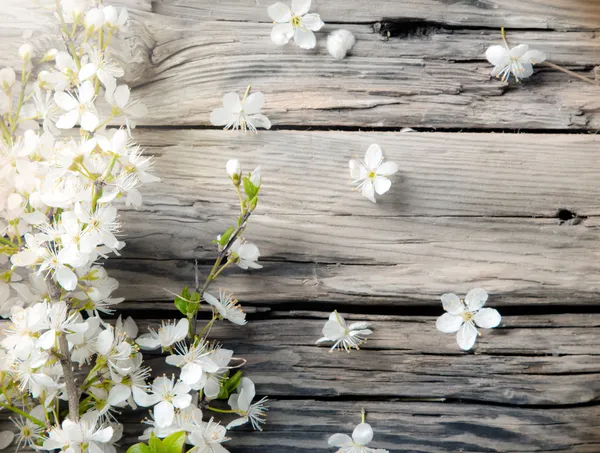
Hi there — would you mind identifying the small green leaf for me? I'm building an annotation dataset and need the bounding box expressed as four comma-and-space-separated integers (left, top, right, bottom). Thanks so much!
126, 443, 152, 453
225, 370, 243, 392
249, 196, 258, 211
162, 431, 187, 453
219, 227, 235, 247
243, 177, 259, 200
174, 297, 188, 316
148, 434, 162, 453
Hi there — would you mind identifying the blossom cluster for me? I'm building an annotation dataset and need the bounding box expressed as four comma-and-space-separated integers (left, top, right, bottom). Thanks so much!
0, 1, 268, 452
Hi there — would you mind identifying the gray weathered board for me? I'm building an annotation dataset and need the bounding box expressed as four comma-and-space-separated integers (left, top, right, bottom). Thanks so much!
1, 0, 600, 452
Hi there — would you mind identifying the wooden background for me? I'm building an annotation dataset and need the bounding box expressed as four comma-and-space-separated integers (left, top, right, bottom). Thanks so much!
2, 0, 600, 451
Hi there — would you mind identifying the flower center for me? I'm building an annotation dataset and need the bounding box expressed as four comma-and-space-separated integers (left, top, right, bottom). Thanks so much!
461, 312, 474, 322
368, 171, 376, 179
290, 16, 301, 27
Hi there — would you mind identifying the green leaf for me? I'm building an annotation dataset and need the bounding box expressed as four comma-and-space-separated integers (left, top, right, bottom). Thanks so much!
174, 297, 188, 316
218, 226, 235, 247
162, 431, 187, 453
225, 370, 243, 392
126, 443, 152, 453
249, 196, 258, 211
148, 434, 162, 453
243, 177, 259, 200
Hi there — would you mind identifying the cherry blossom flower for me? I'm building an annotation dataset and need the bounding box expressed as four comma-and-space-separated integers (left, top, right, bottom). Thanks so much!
43, 412, 114, 453
189, 346, 234, 398
132, 375, 192, 428
316, 311, 373, 352
136, 318, 189, 350
11, 406, 45, 449
188, 418, 230, 453
210, 90, 271, 133
349, 144, 399, 203
54, 80, 99, 131
436, 288, 502, 351
36, 300, 88, 350
227, 239, 262, 270
79, 44, 124, 94
165, 340, 220, 387
204, 291, 247, 326
486, 44, 546, 83
268, 0, 325, 49
328, 422, 388, 453
226, 377, 268, 431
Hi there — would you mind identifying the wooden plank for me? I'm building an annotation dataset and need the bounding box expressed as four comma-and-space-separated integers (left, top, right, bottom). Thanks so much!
1, 5, 599, 129
3, 400, 599, 453
127, 314, 600, 406
130, 130, 600, 217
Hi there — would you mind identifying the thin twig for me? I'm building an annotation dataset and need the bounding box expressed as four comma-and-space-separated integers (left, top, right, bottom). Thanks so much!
542, 61, 598, 86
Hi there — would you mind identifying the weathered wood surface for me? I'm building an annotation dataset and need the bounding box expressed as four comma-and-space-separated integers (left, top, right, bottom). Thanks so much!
2, 1, 600, 452
1, 2, 600, 129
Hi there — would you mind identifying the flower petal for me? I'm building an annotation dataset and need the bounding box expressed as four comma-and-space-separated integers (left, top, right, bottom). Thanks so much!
172, 392, 192, 409
78, 81, 96, 104
373, 176, 391, 195
465, 288, 488, 311
79, 62, 97, 81
328, 433, 353, 447
522, 49, 547, 65
302, 13, 324, 31
0, 431, 14, 450
54, 92, 78, 111
436, 313, 464, 333
80, 110, 99, 131
243, 92, 264, 114
292, 0, 311, 16
293, 27, 316, 49
154, 401, 174, 428
271, 23, 294, 45
250, 113, 271, 129
510, 44, 529, 58
364, 144, 383, 169
456, 322, 478, 351
210, 107, 232, 126
377, 161, 398, 176
361, 180, 376, 203
352, 422, 374, 446
267, 2, 292, 22
56, 266, 77, 290
473, 307, 501, 329
136, 334, 161, 350
56, 109, 80, 130
223, 92, 241, 111
485, 45, 509, 66
441, 293, 464, 315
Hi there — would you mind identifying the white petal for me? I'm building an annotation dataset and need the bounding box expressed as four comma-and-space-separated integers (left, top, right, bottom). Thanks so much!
361, 180, 376, 203
136, 334, 161, 350
441, 293, 464, 315
0, 431, 14, 450
56, 109, 80, 129
294, 28, 316, 49
54, 92, 78, 111
243, 92, 264, 114
250, 113, 271, 129
322, 319, 345, 340
78, 81, 96, 104
364, 144, 383, 169
352, 423, 374, 446
238, 243, 260, 261
436, 313, 464, 333
328, 433, 352, 447
238, 377, 255, 411
301, 13, 324, 31
510, 44, 529, 58
473, 308, 501, 329
222, 92, 241, 111
225, 416, 247, 430
92, 427, 113, 443
377, 161, 399, 176
37, 329, 57, 349
79, 63, 97, 81
267, 2, 292, 22
517, 62, 534, 79
522, 49, 547, 65
56, 266, 77, 290
154, 401, 174, 428
174, 318, 189, 341
485, 45, 509, 66
271, 23, 294, 45
132, 387, 159, 407
210, 107, 232, 126
172, 393, 191, 409
349, 159, 362, 180
108, 384, 131, 405
80, 110, 99, 131
113, 85, 130, 109
465, 288, 488, 311
181, 363, 203, 385
292, 0, 311, 16
456, 322, 478, 351
373, 176, 391, 195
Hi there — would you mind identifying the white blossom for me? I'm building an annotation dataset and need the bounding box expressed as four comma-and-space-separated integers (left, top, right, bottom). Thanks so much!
210, 91, 271, 133
226, 377, 268, 431
436, 288, 502, 351
316, 311, 373, 352
227, 239, 262, 270
136, 318, 189, 350
132, 375, 192, 428
165, 340, 220, 387
486, 44, 546, 83
268, 0, 324, 49
328, 422, 388, 453
349, 144, 398, 203
188, 418, 230, 453
204, 291, 247, 326
54, 80, 99, 131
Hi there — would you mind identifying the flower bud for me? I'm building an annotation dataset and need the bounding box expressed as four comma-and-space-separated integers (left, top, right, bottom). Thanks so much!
41, 48, 58, 63
0, 67, 16, 90
226, 159, 242, 185
18, 44, 33, 61
85, 7, 105, 31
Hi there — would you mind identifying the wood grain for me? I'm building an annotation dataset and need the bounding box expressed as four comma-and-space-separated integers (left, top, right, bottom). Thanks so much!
1, 3, 599, 129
